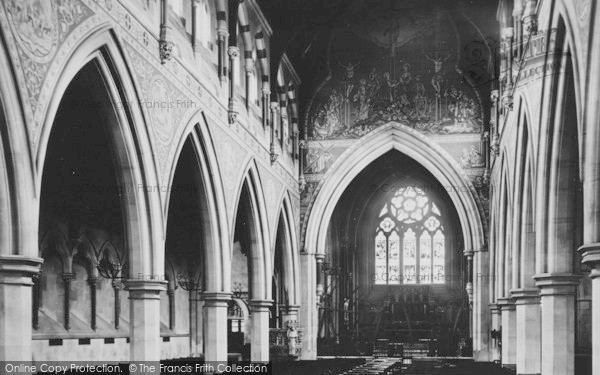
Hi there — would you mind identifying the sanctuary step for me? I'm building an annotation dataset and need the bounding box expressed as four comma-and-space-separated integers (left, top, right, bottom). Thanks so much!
402, 358, 513, 375
342, 358, 402, 375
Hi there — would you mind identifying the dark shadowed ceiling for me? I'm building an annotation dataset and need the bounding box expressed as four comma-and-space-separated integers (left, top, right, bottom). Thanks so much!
259, 0, 500, 134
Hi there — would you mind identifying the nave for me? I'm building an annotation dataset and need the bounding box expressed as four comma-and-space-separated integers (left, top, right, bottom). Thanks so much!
0, 0, 599, 374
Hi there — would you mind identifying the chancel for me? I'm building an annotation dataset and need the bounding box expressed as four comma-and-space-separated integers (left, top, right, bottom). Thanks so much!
0, 0, 598, 374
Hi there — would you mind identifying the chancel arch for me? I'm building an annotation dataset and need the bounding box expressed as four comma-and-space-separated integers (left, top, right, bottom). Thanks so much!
304, 123, 485, 259
316, 149, 468, 356
302, 123, 485, 358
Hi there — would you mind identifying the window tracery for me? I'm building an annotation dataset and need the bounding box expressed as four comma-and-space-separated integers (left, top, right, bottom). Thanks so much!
374, 187, 446, 285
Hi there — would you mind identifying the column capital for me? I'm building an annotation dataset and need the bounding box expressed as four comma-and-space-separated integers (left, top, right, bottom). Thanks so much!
475, 245, 488, 252
281, 304, 301, 314
463, 249, 474, 258
489, 303, 501, 313
496, 297, 516, 310
315, 253, 325, 262
249, 299, 273, 311
0, 255, 43, 285
578, 242, 600, 269
534, 273, 581, 295
510, 288, 540, 305
217, 28, 229, 37
126, 280, 167, 299
501, 27, 514, 40
227, 45, 240, 59
203, 291, 232, 302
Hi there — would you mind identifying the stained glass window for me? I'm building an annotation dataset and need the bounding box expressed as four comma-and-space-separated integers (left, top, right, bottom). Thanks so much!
375, 232, 387, 285
388, 232, 400, 283
403, 229, 417, 284
374, 186, 446, 285
433, 230, 445, 284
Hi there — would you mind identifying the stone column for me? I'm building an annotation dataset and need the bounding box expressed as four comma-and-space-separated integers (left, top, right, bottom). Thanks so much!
299, 252, 317, 360
579, 244, 600, 375
228, 46, 239, 125
0, 256, 42, 361
269, 102, 280, 164
490, 303, 501, 362
473, 250, 491, 362
203, 292, 230, 364
192, 291, 204, 357
522, 0, 538, 35
191, 0, 200, 53
511, 288, 541, 375
159, 0, 175, 63
217, 28, 228, 83
463, 249, 474, 339
497, 297, 516, 366
249, 299, 272, 362
534, 274, 580, 375
127, 280, 165, 372
245, 65, 255, 108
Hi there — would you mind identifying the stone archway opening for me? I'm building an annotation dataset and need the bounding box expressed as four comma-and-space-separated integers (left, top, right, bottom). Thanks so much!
37, 60, 137, 362
316, 150, 467, 357
231, 179, 270, 362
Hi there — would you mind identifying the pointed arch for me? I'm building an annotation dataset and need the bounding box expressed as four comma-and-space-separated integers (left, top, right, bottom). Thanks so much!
496, 154, 511, 299
0, 28, 37, 258
304, 122, 486, 258
272, 191, 300, 306
510, 98, 535, 290
535, 16, 583, 275
231, 159, 271, 301
163, 111, 231, 292
581, 0, 600, 244
35, 27, 162, 277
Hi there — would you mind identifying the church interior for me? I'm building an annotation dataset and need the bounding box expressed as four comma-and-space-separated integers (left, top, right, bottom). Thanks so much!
0, 0, 599, 374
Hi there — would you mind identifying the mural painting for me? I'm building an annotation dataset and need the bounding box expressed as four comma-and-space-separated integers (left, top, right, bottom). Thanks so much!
308, 28, 484, 140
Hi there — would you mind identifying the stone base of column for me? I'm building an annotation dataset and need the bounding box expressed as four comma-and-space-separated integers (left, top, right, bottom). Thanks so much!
299, 253, 317, 360
497, 297, 516, 366
0, 255, 42, 362
511, 288, 541, 375
127, 280, 166, 369
472, 250, 491, 362
578, 243, 600, 375
192, 292, 204, 357
249, 299, 272, 362
534, 273, 581, 375
203, 292, 231, 365
489, 303, 501, 362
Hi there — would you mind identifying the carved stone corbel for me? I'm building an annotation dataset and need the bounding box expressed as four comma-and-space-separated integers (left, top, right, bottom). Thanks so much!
159, 0, 175, 64
522, 0, 538, 35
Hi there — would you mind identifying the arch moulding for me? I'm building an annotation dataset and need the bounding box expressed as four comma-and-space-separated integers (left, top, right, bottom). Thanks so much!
303, 122, 487, 257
